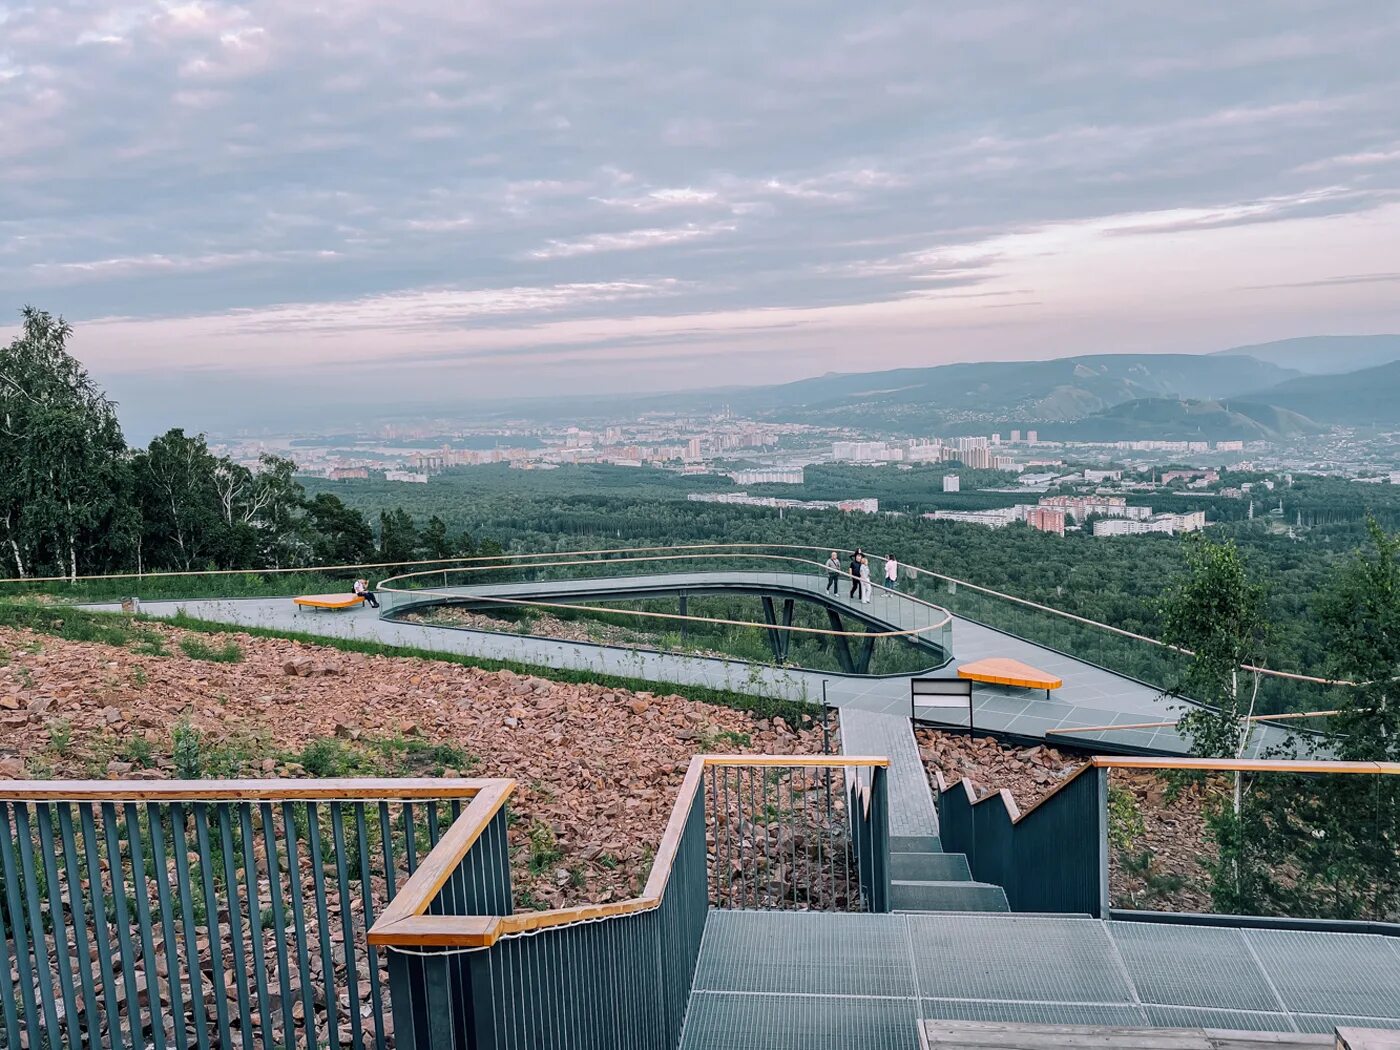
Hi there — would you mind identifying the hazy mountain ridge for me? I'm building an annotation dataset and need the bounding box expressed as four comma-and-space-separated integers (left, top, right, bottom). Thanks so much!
1241, 359, 1400, 426
724, 353, 1299, 430
1042, 398, 1325, 442
1212, 335, 1400, 375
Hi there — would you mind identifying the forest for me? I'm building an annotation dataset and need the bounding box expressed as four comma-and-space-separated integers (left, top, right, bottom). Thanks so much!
0, 309, 490, 583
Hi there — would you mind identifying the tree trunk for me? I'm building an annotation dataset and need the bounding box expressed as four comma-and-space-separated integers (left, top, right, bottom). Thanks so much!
6, 537, 23, 579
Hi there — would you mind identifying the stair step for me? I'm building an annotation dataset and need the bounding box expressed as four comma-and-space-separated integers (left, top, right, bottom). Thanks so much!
890, 852, 971, 881
890, 834, 942, 853
890, 879, 1010, 912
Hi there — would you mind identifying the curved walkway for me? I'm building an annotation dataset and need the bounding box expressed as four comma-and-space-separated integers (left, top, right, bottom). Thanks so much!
96, 569, 1292, 759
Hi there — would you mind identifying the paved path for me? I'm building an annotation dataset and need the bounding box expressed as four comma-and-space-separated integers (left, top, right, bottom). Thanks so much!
840, 709, 939, 839
96, 570, 1293, 757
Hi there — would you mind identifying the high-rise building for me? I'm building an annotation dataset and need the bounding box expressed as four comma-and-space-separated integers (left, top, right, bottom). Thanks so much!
1025, 507, 1066, 536
1027, 430, 1038, 445
943, 475, 960, 493
1010, 430, 1021, 443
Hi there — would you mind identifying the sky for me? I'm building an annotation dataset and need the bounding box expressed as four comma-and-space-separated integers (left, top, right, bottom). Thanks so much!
3, 1, 1400, 434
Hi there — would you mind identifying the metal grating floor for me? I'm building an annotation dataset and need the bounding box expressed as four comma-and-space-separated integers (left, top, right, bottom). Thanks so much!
682, 992, 920, 1050
679, 912, 1400, 1050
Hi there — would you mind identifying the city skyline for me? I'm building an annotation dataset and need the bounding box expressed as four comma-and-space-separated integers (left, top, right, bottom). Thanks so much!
4, 2, 1400, 424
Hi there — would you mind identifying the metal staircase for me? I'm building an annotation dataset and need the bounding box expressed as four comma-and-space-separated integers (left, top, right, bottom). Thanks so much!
890, 833, 1010, 912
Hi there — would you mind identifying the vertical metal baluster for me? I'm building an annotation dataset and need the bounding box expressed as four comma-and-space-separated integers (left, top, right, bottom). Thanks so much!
401, 803, 418, 874
789, 767, 799, 909
426, 802, 441, 848
329, 803, 366, 1050
55, 804, 102, 1050
78, 805, 127, 1050
100, 802, 145, 1048
305, 803, 342, 1045
377, 803, 397, 901
34, 803, 82, 1049
706, 769, 718, 906
144, 805, 188, 1050
215, 804, 255, 1050
257, 802, 296, 1049
762, 767, 772, 911
121, 803, 168, 1050
236, 806, 274, 1050
168, 803, 210, 1050
193, 804, 233, 1048
0, 835, 20, 1047
0, 803, 43, 1041
750, 767, 761, 912
721, 769, 731, 908
12, 803, 64, 1042
280, 803, 319, 1050
354, 804, 388, 1049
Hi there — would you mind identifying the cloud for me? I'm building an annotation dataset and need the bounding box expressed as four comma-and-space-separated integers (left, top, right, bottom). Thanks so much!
0, 0, 1398, 432
524, 222, 738, 260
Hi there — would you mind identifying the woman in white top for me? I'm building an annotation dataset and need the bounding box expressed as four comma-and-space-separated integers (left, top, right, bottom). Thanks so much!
859, 557, 872, 603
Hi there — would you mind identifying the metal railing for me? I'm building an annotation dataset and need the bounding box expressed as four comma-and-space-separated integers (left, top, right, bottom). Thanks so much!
367, 755, 890, 1050
935, 757, 1400, 926
0, 778, 489, 1050
375, 551, 955, 678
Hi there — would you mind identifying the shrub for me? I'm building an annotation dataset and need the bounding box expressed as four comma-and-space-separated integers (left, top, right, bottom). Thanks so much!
178, 637, 243, 663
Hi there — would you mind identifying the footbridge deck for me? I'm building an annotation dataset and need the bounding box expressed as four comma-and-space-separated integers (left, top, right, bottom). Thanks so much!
106, 567, 1293, 757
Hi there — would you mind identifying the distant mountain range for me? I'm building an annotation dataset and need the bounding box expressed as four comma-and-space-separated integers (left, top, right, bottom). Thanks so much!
1212, 335, 1400, 375
705, 353, 1298, 432
1241, 359, 1400, 426
1042, 398, 1325, 442
434, 334, 1400, 441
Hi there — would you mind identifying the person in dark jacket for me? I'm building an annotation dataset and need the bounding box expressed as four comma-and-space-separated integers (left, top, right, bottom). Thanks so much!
848, 549, 863, 599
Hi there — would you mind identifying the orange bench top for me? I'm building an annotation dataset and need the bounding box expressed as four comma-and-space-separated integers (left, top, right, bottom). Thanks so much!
957, 657, 1063, 691
293, 594, 367, 610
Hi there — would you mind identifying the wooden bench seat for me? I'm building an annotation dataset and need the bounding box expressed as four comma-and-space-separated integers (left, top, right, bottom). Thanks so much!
293, 594, 367, 611
957, 656, 1063, 694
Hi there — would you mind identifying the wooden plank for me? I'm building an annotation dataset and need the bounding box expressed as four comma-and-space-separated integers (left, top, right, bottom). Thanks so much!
372, 780, 515, 928
292, 593, 366, 609
0, 777, 495, 802
365, 914, 500, 948
1335, 1029, 1400, 1050
917, 1022, 1331, 1050
958, 657, 1064, 691
641, 756, 707, 899
701, 754, 890, 768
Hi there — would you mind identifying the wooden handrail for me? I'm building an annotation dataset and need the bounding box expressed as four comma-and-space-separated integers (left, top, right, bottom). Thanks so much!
0, 777, 495, 802
367, 754, 886, 949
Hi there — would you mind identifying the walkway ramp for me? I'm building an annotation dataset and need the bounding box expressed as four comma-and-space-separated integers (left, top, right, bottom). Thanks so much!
680, 912, 1400, 1050
840, 708, 1009, 913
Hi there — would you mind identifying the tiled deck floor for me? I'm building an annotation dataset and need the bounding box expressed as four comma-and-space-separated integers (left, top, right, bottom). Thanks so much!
680, 912, 1400, 1050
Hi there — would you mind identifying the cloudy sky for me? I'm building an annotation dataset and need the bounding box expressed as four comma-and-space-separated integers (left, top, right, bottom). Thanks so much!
3, 1, 1400, 431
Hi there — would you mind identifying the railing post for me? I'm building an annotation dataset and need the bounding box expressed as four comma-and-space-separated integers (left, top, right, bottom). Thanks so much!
870, 765, 891, 912
1095, 765, 1112, 919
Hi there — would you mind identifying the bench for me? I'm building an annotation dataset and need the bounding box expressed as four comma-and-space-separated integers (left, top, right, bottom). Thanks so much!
957, 657, 1063, 698
293, 594, 367, 611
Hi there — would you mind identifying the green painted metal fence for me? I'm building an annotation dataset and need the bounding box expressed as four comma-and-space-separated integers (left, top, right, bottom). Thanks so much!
937, 764, 1107, 917
0, 781, 484, 1050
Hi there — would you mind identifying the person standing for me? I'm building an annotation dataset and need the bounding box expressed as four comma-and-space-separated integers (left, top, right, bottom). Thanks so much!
884, 554, 899, 592
848, 549, 863, 599
859, 556, 872, 603
825, 551, 841, 594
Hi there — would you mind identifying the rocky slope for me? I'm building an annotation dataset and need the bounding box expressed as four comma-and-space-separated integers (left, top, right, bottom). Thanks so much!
0, 621, 828, 910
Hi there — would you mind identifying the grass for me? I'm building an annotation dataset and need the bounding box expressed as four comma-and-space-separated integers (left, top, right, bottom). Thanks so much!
178, 636, 244, 663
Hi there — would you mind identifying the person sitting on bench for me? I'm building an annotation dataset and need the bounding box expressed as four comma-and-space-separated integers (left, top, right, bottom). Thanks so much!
353, 578, 380, 609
